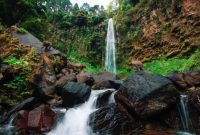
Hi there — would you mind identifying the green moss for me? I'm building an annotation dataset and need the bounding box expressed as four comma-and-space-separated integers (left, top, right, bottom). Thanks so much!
16, 27, 27, 34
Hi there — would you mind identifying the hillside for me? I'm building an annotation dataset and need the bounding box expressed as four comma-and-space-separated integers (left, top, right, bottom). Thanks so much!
114, 0, 200, 75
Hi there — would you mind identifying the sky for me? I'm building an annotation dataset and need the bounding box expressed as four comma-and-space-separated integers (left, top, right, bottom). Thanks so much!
70, 0, 113, 8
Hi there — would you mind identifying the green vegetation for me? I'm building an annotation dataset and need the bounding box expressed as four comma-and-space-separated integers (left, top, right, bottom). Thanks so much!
144, 58, 188, 75
144, 48, 200, 75
16, 27, 27, 34
69, 53, 101, 73
183, 49, 200, 71
0, 0, 199, 77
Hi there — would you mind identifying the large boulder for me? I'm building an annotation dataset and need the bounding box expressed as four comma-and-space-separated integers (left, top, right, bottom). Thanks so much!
96, 90, 113, 108
92, 71, 116, 83
108, 80, 123, 90
89, 104, 138, 135
16, 104, 55, 134
117, 71, 179, 119
61, 82, 91, 107
76, 72, 94, 86
55, 74, 77, 92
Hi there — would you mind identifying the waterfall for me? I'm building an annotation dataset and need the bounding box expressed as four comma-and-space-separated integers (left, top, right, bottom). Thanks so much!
108, 91, 117, 104
179, 95, 191, 131
0, 115, 16, 135
178, 95, 195, 135
47, 90, 107, 135
105, 18, 116, 74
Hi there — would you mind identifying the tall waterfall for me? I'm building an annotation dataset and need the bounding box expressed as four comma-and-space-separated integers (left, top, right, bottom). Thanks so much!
105, 18, 116, 74
47, 90, 107, 135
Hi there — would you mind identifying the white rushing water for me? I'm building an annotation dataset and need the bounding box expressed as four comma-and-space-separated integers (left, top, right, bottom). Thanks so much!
178, 95, 195, 135
108, 91, 117, 104
0, 115, 16, 135
179, 95, 191, 131
47, 90, 107, 135
105, 18, 116, 74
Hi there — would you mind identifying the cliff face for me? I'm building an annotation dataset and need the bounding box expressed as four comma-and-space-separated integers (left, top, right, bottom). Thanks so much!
115, 0, 200, 68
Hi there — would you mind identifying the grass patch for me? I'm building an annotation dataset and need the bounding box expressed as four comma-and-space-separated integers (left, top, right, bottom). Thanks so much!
144, 58, 188, 75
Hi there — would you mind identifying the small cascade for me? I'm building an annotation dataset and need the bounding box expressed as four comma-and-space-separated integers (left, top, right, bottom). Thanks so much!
108, 91, 117, 104
105, 18, 116, 74
0, 115, 16, 135
178, 95, 195, 135
179, 95, 191, 131
47, 90, 107, 135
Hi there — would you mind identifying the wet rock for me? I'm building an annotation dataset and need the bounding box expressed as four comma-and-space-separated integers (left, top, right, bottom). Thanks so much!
167, 72, 187, 90
96, 90, 113, 108
92, 72, 116, 83
108, 80, 123, 90
16, 104, 55, 133
184, 71, 200, 87
77, 72, 94, 86
117, 71, 179, 119
89, 104, 138, 135
55, 74, 77, 92
188, 89, 200, 113
167, 71, 200, 90
61, 82, 91, 107
0, 97, 39, 124
92, 80, 112, 90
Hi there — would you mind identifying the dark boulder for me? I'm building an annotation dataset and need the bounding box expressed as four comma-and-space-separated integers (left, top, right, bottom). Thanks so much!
117, 71, 179, 119
55, 74, 77, 93
108, 80, 123, 90
89, 104, 138, 135
96, 90, 113, 108
16, 104, 55, 134
61, 82, 91, 107
77, 72, 94, 86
